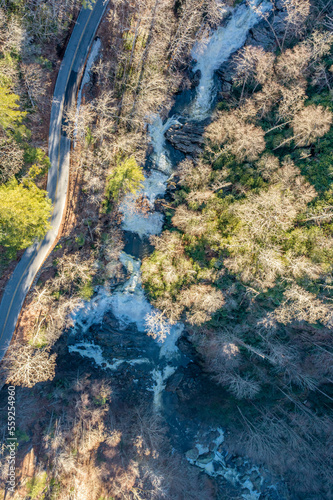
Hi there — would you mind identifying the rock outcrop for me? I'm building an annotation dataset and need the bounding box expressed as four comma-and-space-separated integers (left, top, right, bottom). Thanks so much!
165, 122, 205, 155
217, 3, 287, 96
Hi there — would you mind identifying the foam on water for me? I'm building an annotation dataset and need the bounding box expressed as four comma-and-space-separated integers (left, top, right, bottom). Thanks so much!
159, 322, 183, 358
72, 252, 182, 360
114, 2, 276, 362
119, 170, 168, 237
121, 210, 164, 238
110, 252, 153, 331
120, 115, 180, 236
109, 253, 182, 359
71, 253, 151, 333
189, 0, 272, 120
68, 342, 123, 370
213, 427, 225, 447
128, 358, 151, 366
72, 287, 112, 334
69, 341, 151, 370
149, 115, 181, 174
68, 5, 287, 494
69, 1, 276, 460
150, 365, 177, 408
186, 428, 266, 497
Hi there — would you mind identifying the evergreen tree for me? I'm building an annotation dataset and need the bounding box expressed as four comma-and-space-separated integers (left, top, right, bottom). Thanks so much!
0, 178, 52, 256
0, 86, 26, 130
82, 0, 96, 9
105, 157, 144, 204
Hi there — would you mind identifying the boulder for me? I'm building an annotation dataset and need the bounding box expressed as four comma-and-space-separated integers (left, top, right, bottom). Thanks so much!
165, 371, 184, 392
250, 26, 276, 48
234, 456, 244, 467
191, 69, 201, 88
250, 470, 262, 491
177, 335, 197, 358
196, 451, 215, 464
217, 64, 235, 83
186, 448, 200, 461
213, 460, 225, 473
272, 11, 288, 35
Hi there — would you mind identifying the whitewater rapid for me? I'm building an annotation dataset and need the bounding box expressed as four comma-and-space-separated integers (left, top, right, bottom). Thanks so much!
190, 0, 272, 119
71, 0, 272, 405
120, 0, 273, 242
68, 3, 289, 495
119, 115, 181, 237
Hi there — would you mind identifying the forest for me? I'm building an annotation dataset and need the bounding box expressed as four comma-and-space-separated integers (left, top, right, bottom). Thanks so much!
0, 0, 333, 499
143, 8, 333, 494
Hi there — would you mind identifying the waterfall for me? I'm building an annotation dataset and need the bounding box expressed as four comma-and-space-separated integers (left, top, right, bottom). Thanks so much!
71, 0, 272, 400
119, 170, 167, 237
71, 252, 183, 358
189, 0, 272, 120
113, 0, 273, 352
148, 115, 181, 174
68, 4, 287, 495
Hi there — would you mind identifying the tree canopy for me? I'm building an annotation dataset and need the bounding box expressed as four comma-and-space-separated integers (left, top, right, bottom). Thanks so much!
0, 86, 26, 130
0, 178, 52, 256
105, 157, 144, 204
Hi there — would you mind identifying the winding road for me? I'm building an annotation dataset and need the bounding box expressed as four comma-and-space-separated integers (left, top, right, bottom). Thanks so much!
0, 0, 109, 361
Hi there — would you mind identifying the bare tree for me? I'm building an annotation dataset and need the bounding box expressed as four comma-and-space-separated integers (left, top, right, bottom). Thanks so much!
172, 205, 215, 237
175, 158, 211, 191
224, 372, 261, 399
276, 44, 311, 83
252, 81, 281, 118
205, 110, 266, 162
281, 0, 310, 48
1, 343, 56, 387
292, 104, 333, 146
168, 0, 224, 69
179, 284, 224, 325
21, 62, 49, 109
234, 45, 275, 97
271, 284, 333, 326
278, 84, 306, 119
0, 8, 26, 54
306, 29, 333, 61
63, 101, 95, 145
224, 162, 317, 290
24, 0, 79, 42
145, 310, 171, 342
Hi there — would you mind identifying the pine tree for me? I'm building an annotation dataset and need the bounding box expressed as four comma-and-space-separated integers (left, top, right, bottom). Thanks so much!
0, 178, 52, 256
82, 0, 96, 8
0, 86, 26, 130
105, 157, 144, 204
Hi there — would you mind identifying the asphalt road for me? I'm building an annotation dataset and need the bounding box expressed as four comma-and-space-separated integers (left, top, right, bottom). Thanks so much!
0, 0, 109, 361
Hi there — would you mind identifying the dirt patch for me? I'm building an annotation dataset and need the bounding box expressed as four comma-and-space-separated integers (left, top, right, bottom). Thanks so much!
20, 447, 36, 479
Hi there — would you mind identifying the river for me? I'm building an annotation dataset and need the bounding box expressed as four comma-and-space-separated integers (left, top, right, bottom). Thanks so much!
69, 1, 287, 498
